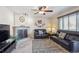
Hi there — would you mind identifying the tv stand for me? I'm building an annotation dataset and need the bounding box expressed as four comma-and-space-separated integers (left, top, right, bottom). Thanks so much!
0, 39, 16, 53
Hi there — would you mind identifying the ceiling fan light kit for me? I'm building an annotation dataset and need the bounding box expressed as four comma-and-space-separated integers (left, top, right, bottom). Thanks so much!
39, 11, 44, 14
33, 6, 53, 15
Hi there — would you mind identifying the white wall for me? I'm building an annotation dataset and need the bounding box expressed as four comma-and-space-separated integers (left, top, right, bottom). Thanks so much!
0, 7, 14, 36
14, 14, 51, 38
14, 14, 28, 26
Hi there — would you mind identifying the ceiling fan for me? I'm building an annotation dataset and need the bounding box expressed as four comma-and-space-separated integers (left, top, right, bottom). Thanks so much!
32, 6, 53, 15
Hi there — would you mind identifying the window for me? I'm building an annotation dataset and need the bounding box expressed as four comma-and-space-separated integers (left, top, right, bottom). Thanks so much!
59, 18, 63, 29
63, 16, 68, 30
58, 11, 78, 31
69, 13, 76, 31
77, 12, 79, 31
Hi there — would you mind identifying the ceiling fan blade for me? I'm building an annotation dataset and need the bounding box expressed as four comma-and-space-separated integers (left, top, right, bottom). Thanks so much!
39, 6, 43, 10
44, 10, 53, 12
32, 9, 39, 11
34, 12, 39, 14
38, 6, 47, 11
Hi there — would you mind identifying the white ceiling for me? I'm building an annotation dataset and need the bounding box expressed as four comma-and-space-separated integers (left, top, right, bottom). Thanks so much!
6, 6, 72, 19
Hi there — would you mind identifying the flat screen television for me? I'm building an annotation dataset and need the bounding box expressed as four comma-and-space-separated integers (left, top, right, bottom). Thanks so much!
0, 24, 10, 43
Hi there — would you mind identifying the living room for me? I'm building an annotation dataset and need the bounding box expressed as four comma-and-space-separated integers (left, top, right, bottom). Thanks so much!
0, 6, 79, 53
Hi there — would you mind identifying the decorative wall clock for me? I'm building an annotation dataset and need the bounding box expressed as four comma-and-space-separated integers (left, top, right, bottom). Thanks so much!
19, 16, 25, 23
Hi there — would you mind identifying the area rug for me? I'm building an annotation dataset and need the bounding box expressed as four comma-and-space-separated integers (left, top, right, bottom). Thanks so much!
32, 39, 68, 53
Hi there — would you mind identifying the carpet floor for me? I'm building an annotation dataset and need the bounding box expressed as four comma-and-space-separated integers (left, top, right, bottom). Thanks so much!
32, 39, 68, 53
12, 38, 68, 53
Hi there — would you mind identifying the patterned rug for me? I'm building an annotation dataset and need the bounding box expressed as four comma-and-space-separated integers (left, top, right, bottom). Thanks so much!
32, 39, 68, 53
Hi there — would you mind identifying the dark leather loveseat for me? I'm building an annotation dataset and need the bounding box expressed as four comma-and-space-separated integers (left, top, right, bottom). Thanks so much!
34, 29, 48, 39
50, 30, 79, 52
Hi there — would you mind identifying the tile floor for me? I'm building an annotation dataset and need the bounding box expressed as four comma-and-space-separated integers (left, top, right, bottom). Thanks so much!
12, 38, 68, 53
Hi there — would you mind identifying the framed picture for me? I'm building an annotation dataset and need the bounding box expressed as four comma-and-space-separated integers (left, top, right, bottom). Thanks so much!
35, 19, 45, 27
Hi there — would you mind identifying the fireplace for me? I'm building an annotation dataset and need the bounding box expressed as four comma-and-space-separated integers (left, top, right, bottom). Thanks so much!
14, 26, 28, 40
17, 29, 27, 39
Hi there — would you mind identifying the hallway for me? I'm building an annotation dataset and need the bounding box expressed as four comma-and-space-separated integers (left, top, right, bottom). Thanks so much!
12, 38, 68, 53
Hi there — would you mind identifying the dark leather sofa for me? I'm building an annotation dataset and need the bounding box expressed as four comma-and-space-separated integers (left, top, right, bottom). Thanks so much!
50, 30, 79, 52
0, 39, 16, 53
34, 29, 48, 39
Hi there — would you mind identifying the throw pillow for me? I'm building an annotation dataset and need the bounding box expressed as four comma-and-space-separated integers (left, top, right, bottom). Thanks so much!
59, 32, 66, 39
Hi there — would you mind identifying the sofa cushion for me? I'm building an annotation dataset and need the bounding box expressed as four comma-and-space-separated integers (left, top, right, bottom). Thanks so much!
52, 36, 58, 39
60, 40, 69, 46
59, 32, 66, 39
53, 31, 60, 36
39, 30, 43, 35
54, 37, 69, 46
